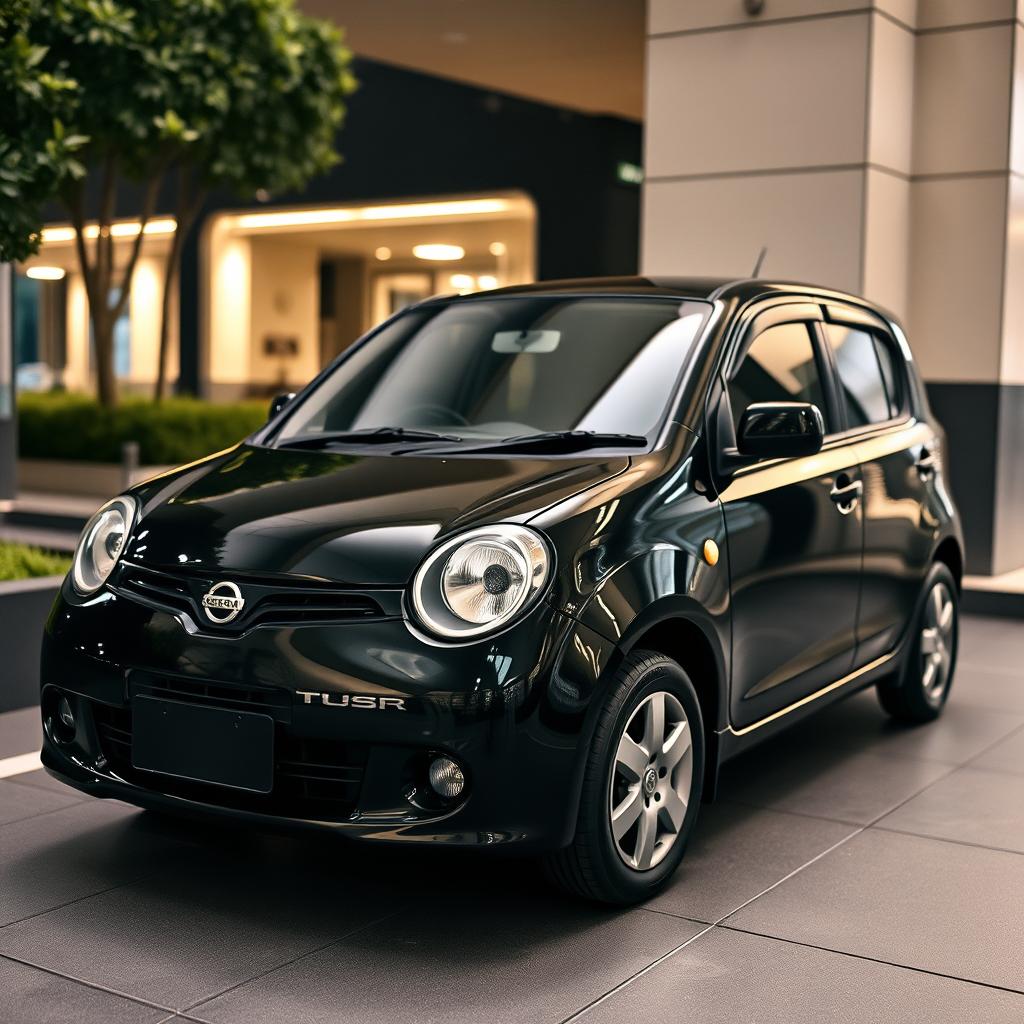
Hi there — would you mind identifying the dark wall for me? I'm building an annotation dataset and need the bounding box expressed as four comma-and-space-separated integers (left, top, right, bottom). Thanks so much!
927, 381, 1024, 576
0, 581, 59, 713
178, 58, 643, 392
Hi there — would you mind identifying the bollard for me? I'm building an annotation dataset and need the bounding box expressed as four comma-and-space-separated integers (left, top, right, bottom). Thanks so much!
121, 440, 140, 491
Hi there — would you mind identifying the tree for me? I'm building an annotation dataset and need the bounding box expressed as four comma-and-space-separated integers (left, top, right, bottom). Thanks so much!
0, 0, 355, 407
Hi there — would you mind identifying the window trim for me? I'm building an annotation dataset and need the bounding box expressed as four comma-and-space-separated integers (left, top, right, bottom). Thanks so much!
723, 303, 842, 439
816, 306, 913, 441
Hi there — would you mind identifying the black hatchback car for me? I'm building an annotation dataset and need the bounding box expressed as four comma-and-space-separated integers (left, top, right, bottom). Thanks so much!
41, 277, 962, 904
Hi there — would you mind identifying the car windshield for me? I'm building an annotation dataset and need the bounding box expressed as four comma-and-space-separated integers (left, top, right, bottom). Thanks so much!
273, 295, 712, 452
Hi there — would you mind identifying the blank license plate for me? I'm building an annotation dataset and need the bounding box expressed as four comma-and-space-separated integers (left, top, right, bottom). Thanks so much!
132, 695, 274, 794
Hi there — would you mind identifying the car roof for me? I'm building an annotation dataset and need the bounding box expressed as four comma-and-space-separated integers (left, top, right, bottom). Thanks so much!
449, 275, 891, 317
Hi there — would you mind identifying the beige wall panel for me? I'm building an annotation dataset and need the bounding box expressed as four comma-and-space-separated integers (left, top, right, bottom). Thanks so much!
915, 0, 1017, 31
868, 12, 916, 174
999, 173, 1024, 384
862, 169, 911, 318
912, 24, 1013, 175
642, 169, 864, 291
907, 175, 1007, 380
1010, 23, 1024, 174
249, 238, 320, 390
648, 0, 876, 35
645, 14, 870, 177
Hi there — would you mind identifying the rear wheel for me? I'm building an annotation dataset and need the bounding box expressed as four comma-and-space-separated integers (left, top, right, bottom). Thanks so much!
544, 650, 704, 905
877, 562, 958, 723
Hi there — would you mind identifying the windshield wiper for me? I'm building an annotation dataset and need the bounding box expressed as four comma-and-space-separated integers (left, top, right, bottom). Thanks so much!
278, 427, 463, 450
454, 430, 649, 454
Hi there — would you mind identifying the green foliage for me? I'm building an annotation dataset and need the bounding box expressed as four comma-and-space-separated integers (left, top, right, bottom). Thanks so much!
0, 0, 87, 262
17, 392, 268, 464
0, 541, 72, 581
0, 0, 356, 263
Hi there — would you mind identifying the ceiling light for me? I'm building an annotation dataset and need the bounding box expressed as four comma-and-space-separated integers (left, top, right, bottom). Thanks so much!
40, 219, 177, 244
375, 246, 392, 261
236, 198, 511, 232
25, 266, 66, 280
488, 241, 507, 256
414, 244, 465, 262
449, 273, 475, 291
477, 275, 499, 290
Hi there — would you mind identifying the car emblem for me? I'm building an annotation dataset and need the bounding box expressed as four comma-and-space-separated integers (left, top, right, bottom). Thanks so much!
201, 581, 246, 624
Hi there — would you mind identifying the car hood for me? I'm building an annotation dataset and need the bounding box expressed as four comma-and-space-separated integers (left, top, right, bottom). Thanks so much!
126, 444, 630, 585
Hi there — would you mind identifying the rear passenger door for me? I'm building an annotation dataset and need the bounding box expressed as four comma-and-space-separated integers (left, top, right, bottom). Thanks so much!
718, 304, 865, 730
819, 304, 937, 667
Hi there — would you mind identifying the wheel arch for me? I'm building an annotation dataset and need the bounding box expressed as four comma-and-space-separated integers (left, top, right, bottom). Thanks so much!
616, 604, 729, 802
933, 535, 964, 592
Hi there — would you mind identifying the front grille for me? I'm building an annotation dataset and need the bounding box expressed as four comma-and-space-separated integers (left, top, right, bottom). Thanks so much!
112, 564, 387, 632
90, 688, 368, 822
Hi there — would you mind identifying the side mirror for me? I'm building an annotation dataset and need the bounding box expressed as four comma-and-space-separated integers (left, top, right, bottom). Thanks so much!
268, 392, 296, 422
737, 401, 824, 459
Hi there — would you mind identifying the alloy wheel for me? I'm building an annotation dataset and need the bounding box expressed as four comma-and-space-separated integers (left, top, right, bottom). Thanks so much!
609, 690, 693, 871
920, 580, 955, 703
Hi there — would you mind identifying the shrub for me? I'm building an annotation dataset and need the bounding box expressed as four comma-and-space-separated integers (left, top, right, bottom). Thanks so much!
0, 542, 71, 581
17, 393, 269, 465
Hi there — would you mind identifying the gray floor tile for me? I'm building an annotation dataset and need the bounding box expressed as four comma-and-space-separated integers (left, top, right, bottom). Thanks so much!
958, 616, 1024, 675
0, 955, 168, 1024
644, 801, 856, 923
953, 665, 1024, 713
719, 743, 950, 825
0, 802, 193, 927
0, 826, 426, 1009
727, 829, 1024, 991
577, 926, 1024, 1024
7, 767, 88, 797
0, 706, 42, 759
877, 765, 1024, 853
973, 726, 1024, 777
787, 690, 1024, 766
192, 895, 703, 1024
0, 778, 81, 826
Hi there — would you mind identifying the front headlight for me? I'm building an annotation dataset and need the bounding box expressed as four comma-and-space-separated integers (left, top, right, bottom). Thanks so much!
71, 495, 137, 595
410, 524, 550, 640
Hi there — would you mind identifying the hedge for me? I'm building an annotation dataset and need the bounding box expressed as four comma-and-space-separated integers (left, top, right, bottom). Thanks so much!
17, 393, 269, 465
0, 542, 72, 581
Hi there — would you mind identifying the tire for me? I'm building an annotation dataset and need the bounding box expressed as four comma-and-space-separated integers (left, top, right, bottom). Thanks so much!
544, 650, 705, 905
877, 562, 959, 724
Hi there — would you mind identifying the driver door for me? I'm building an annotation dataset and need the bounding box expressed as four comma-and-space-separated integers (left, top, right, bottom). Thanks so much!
717, 305, 864, 731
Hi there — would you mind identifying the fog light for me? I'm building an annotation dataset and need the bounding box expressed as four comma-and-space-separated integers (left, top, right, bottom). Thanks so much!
58, 697, 75, 732
428, 756, 465, 800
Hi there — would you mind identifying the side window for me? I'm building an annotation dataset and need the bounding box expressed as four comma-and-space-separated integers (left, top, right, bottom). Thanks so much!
728, 322, 829, 433
824, 323, 903, 427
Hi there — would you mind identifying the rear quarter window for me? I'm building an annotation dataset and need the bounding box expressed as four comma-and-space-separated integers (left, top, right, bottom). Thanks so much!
824, 323, 905, 428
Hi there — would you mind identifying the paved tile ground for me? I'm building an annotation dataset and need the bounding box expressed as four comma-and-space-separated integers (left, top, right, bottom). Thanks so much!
0, 614, 1021, 1023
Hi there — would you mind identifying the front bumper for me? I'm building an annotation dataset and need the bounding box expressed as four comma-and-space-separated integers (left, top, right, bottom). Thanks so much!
40, 579, 612, 850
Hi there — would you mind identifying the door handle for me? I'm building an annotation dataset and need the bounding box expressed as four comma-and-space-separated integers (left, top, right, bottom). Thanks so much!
916, 448, 938, 477
830, 475, 863, 515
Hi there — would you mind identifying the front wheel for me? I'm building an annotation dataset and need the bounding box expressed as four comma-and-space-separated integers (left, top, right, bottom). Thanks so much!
544, 650, 704, 905
877, 562, 959, 723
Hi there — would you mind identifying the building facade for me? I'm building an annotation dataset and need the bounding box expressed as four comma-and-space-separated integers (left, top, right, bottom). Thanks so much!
14, 58, 643, 400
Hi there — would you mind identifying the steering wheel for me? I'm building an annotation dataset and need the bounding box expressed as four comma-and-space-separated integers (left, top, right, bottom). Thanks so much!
403, 403, 471, 427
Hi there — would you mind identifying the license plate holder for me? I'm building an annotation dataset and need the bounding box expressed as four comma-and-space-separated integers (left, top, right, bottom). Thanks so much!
131, 695, 274, 794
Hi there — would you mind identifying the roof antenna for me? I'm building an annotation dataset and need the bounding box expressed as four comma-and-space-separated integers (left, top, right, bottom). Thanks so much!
751, 246, 768, 278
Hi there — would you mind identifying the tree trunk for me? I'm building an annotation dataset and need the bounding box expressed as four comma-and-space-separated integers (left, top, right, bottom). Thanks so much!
154, 174, 204, 403
154, 222, 184, 403
63, 166, 163, 409
91, 305, 118, 407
